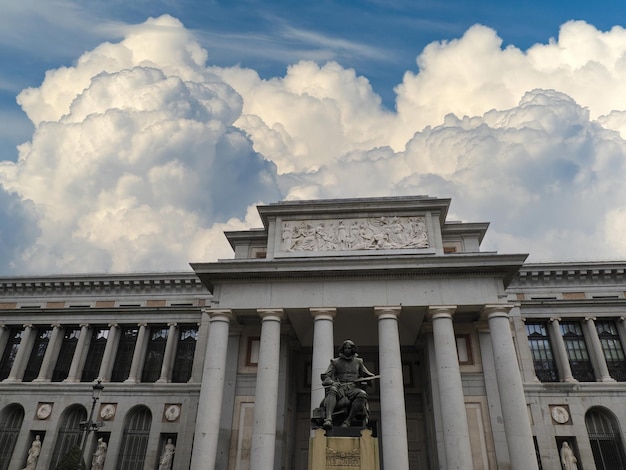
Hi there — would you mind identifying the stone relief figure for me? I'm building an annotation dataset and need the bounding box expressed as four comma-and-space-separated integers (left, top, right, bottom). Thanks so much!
281, 217, 429, 252
560, 442, 578, 470
22, 435, 41, 470
319, 340, 376, 429
91, 438, 107, 470
159, 438, 176, 470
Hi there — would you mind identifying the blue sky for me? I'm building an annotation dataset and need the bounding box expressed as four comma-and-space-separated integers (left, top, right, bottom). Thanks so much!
1, 0, 626, 274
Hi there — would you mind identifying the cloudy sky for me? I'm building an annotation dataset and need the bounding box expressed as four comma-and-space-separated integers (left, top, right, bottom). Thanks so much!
1, 0, 626, 275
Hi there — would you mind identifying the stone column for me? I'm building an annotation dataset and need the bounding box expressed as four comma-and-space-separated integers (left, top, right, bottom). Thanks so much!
65, 324, 90, 383
485, 305, 538, 470
34, 324, 63, 382
549, 318, 576, 382
190, 309, 235, 470
584, 317, 615, 382
250, 309, 284, 470
428, 306, 473, 470
0, 326, 9, 360
310, 308, 336, 417
5, 324, 35, 382
125, 323, 148, 383
157, 323, 179, 383
375, 306, 410, 470
97, 323, 119, 381
617, 317, 626, 351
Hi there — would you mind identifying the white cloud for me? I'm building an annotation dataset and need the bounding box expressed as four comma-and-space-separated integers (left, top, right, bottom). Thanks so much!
2, 16, 626, 274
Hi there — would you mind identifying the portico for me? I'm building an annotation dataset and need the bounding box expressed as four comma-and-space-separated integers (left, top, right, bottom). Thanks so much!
190, 196, 535, 470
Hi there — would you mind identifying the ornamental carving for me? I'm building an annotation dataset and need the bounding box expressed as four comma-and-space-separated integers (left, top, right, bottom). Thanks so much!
326, 446, 360, 467
280, 216, 428, 252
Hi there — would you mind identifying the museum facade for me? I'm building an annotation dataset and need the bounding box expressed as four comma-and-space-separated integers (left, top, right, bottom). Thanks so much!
0, 195, 625, 470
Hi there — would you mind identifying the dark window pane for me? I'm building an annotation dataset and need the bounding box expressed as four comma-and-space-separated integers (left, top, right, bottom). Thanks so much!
596, 320, 626, 382
52, 328, 81, 382
561, 321, 595, 382
141, 326, 168, 383
22, 328, 52, 382
0, 329, 23, 381
111, 327, 138, 383
0, 405, 25, 470
525, 321, 558, 382
172, 326, 197, 383
81, 328, 109, 382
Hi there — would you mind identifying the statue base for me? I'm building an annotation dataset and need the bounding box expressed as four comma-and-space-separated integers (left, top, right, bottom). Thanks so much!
308, 427, 380, 470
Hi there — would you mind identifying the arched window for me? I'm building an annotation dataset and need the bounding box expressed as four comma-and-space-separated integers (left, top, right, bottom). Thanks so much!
117, 406, 152, 470
0, 404, 24, 470
586, 407, 626, 470
48, 405, 87, 470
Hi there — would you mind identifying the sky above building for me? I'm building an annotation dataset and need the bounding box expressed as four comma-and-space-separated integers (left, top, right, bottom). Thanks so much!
1, 0, 626, 275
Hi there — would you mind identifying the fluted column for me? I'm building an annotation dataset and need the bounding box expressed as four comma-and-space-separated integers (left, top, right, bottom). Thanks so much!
375, 306, 410, 470
5, 324, 35, 382
429, 306, 473, 469
191, 309, 235, 470
250, 309, 284, 470
157, 323, 179, 383
485, 305, 538, 470
34, 324, 63, 382
97, 324, 119, 381
65, 324, 90, 382
584, 317, 615, 382
310, 308, 336, 417
549, 318, 576, 382
125, 323, 148, 383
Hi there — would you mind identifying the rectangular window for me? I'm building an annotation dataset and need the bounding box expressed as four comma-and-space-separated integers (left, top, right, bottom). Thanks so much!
81, 328, 109, 382
111, 326, 138, 382
171, 326, 198, 383
0, 327, 23, 380
141, 325, 168, 383
560, 321, 595, 382
596, 320, 626, 382
525, 321, 558, 382
52, 327, 81, 382
23, 327, 52, 382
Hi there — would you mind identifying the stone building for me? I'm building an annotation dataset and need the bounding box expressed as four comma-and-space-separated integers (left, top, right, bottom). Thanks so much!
0, 195, 624, 470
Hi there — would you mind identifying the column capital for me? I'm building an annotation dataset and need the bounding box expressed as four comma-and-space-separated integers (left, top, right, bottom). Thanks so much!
203, 308, 236, 323
310, 308, 336, 320
23, 324, 33, 329
108, 323, 119, 328
51, 323, 62, 329
549, 316, 561, 323
585, 316, 597, 322
258, 308, 285, 321
374, 306, 402, 320
481, 304, 513, 320
79, 323, 90, 328
427, 305, 457, 320
167, 322, 178, 328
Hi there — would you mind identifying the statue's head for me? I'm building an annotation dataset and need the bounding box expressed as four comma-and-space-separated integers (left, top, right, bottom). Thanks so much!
339, 339, 358, 358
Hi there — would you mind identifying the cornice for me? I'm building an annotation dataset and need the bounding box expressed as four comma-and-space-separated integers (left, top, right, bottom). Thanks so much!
511, 262, 626, 288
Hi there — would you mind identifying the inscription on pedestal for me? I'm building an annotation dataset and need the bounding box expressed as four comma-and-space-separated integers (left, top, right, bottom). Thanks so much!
326, 447, 360, 467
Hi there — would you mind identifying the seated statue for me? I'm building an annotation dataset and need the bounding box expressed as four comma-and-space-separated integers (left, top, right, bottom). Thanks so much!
317, 339, 376, 429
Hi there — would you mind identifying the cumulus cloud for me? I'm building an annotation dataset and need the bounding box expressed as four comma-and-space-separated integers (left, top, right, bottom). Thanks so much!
2, 15, 626, 274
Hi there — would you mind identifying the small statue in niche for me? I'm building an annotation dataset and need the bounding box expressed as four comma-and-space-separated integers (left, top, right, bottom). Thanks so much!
159, 438, 175, 470
91, 438, 107, 470
315, 339, 377, 429
560, 441, 578, 470
22, 435, 41, 470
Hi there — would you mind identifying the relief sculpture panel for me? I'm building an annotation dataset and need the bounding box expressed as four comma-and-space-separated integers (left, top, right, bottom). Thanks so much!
280, 216, 428, 252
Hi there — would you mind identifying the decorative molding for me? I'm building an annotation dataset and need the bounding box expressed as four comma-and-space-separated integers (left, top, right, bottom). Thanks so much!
280, 216, 428, 253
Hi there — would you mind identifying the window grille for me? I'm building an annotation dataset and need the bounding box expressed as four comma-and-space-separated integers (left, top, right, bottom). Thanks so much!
525, 321, 558, 382
0, 405, 24, 470
116, 407, 152, 470
560, 321, 595, 382
586, 408, 626, 470
48, 405, 87, 470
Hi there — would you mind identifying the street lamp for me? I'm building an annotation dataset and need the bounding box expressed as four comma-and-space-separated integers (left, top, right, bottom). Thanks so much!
78, 378, 104, 469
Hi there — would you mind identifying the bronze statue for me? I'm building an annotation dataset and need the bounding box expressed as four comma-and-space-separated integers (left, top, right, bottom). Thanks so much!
319, 339, 376, 429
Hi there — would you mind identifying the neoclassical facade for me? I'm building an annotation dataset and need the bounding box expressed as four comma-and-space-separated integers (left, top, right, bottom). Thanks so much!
0, 195, 625, 470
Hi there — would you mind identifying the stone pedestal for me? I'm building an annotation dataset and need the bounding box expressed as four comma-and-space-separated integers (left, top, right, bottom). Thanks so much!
308, 428, 380, 470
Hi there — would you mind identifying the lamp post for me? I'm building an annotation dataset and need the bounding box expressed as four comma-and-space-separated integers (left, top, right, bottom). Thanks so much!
78, 379, 104, 469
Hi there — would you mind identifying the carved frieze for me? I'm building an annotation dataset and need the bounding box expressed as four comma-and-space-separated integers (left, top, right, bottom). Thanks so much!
280, 216, 428, 253
326, 446, 360, 467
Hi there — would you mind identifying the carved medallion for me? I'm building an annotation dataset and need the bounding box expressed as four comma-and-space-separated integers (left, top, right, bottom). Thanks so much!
100, 404, 116, 420
551, 405, 570, 424
164, 404, 181, 422
36, 403, 52, 420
